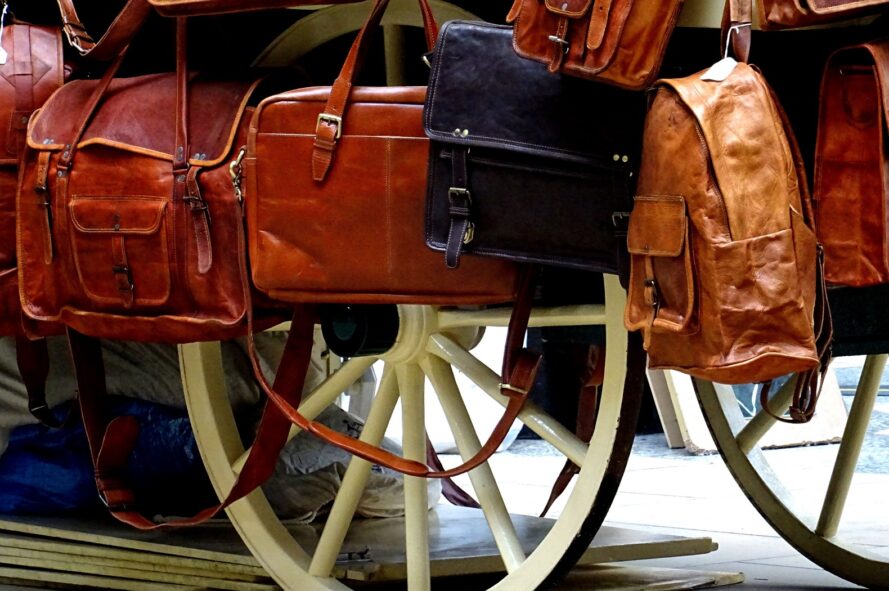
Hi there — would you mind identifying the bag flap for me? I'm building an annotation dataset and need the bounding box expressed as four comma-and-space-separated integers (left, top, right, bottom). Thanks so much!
627, 195, 686, 256
544, 0, 593, 18
662, 63, 795, 241
69, 198, 166, 234
28, 73, 258, 166
834, 42, 889, 133
424, 21, 642, 162
807, 0, 889, 15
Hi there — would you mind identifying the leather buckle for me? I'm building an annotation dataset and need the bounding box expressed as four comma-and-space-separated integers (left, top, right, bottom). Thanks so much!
612, 211, 630, 227
316, 113, 343, 139
62, 23, 94, 56
448, 187, 471, 206
548, 34, 570, 54
112, 264, 134, 293
644, 278, 659, 312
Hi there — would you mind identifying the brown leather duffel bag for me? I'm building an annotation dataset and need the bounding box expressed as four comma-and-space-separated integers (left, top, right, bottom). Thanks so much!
759, 0, 889, 29
814, 41, 889, 287
624, 7, 831, 421
505, 0, 685, 90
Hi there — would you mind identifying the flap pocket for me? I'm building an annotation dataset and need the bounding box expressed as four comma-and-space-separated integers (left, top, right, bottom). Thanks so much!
545, 0, 592, 18
625, 194, 696, 336
627, 195, 686, 257
70, 198, 167, 235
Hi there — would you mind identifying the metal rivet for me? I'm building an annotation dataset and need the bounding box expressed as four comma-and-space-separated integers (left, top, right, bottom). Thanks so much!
43, 138, 53, 145
193, 152, 206, 160
562, 2, 568, 9
453, 128, 462, 137
20, 116, 28, 124
613, 154, 620, 162
622, 155, 629, 163
176, 174, 186, 183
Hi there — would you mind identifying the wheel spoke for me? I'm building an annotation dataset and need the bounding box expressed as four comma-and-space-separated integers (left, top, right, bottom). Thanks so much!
420, 355, 527, 572
310, 364, 401, 578
816, 354, 888, 538
232, 356, 377, 473
427, 334, 588, 466
397, 364, 431, 591
437, 304, 605, 331
736, 376, 800, 454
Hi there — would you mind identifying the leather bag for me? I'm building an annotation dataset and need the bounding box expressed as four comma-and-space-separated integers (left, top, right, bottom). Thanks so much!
424, 20, 643, 272
244, 3, 518, 305
623, 38, 831, 421
505, 0, 685, 90
149, 0, 361, 17
814, 41, 889, 287
759, 0, 889, 29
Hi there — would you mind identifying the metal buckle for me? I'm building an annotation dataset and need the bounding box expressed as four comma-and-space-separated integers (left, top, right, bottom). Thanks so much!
548, 34, 570, 54
612, 212, 631, 227
316, 113, 343, 139
499, 382, 529, 396
644, 278, 659, 312
112, 264, 134, 292
448, 187, 471, 206
463, 222, 475, 245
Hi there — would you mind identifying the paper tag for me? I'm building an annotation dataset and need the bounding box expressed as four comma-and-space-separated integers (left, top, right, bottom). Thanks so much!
701, 57, 738, 83
0, 48, 7, 66
0, 4, 7, 66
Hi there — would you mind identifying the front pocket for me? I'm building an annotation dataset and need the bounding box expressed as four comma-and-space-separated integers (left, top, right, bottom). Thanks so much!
69, 197, 171, 308
625, 194, 697, 337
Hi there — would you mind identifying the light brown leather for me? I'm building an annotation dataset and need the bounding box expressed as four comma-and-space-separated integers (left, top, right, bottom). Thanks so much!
624, 61, 822, 385
149, 0, 362, 16
758, 0, 889, 29
0, 23, 65, 336
246, 0, 518, 305
17, 23, 263, 343
814, 42, 889, 286
506, 0, 685, 90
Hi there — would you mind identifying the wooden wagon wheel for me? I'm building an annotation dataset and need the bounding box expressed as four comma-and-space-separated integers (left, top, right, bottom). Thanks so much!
180, 274, 644, 590
694, 354, 889, 590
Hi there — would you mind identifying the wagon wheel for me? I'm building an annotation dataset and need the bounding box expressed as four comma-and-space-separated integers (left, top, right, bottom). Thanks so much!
694, 353, 889, 590
180, 273, 645, 590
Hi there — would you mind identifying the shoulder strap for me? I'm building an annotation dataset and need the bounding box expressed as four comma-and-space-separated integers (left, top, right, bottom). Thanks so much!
722, 0, 752, 63
55, 0, 152, 60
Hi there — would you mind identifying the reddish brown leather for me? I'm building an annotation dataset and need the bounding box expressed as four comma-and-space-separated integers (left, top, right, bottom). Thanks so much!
624, 62, 821, 384
149, 0, 362, 16
758, 0, 889, 29
814, 42, 889, 287
55, 0, 152, 60
506, 0, 684, 90
247, 0, 517, 305
0, 23, 65, 336
18, 68, 261, 342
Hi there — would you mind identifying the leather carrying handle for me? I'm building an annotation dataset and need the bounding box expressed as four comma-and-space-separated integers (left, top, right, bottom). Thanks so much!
245, 266, 541, 479
55, 0, 152, 60
722, 0, 752, 63
312, 0, 439, 181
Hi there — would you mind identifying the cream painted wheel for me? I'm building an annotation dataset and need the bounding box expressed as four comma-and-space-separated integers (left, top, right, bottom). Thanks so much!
694, 355, 889, 590
179, 274, 645, 590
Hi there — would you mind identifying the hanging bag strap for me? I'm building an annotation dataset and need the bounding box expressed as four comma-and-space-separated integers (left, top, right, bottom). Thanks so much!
722, 0, 753, 63
55, 0, 152, 60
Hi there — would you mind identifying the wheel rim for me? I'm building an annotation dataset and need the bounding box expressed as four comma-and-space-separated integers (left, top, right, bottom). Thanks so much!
694, 354, 889, 590
180, 274, 642, 591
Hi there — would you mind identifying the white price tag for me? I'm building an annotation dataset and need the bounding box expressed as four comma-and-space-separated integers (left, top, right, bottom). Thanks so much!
701, 57, 738, 83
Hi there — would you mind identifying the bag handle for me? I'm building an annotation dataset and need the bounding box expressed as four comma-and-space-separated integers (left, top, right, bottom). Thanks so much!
55, 0, 152, 60
722, 0, 752, 63
245, 267, 541, 479
312, 0, 439, 181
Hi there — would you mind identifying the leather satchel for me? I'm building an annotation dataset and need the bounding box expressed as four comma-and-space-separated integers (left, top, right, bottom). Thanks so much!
505, 0, 685, 90
424, 20, 643, 272
623, 19, 832, 420
759, 0, 889, 29
244, 2, 518, 305
814, 41, 889, 287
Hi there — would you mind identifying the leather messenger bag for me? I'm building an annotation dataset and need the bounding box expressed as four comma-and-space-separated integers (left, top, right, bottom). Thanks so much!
814, 40, 889, 287
759, 0, 889, 29
505, 0, 685, 89
424, 20, 644, 273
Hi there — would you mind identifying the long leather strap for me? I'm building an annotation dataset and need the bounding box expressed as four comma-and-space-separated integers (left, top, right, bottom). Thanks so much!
723, 0, 753, 63
55, 0, 152, 60
312, 0, 439, 182
245, 266, 541, 479
17, 336, 68, 429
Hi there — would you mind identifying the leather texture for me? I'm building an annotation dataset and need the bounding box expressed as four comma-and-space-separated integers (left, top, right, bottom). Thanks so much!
815, 42, 889, 287
624, 61, 822, 385
506, 0, 685, 90
0, 23, 65, 336
18, 65, 262, 342
758, 0, 889, 29
246, 10, 518, 304
424, 21, 642, 272
150, 0, 362, 16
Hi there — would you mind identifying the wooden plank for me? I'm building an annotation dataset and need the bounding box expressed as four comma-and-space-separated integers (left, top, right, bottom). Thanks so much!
0, 567, 204, 591
558, 564, 744, 590
0, 543, 269, 584
0, 515, 259, 567
0, 533, 267, 580
0, 554, 277, 591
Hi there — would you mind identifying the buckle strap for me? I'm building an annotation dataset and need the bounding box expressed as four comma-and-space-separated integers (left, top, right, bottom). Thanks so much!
445, 147, 473, 269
